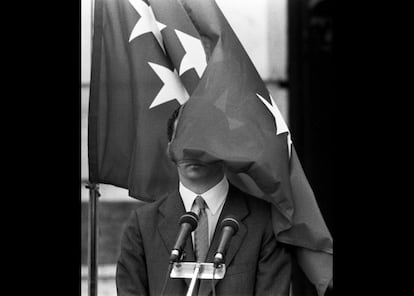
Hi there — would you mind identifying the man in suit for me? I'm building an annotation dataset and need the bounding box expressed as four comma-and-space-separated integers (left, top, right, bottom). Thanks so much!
116, 107, 292, 296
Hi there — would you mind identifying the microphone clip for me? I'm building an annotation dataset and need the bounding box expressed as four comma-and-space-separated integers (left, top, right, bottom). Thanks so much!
213, 253, 225, 268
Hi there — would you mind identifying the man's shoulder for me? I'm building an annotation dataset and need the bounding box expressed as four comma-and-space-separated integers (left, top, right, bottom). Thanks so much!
227, 184, 273, 230
123, 194, 170, 230
228, 184, 272, 213
133, 194, 169, 215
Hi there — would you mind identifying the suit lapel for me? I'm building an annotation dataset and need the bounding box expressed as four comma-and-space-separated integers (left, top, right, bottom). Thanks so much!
158, 191, 196, 288
198, 185, 249, 296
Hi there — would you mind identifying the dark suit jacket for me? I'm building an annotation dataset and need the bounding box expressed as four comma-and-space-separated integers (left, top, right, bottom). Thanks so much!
116, 184, 292, 296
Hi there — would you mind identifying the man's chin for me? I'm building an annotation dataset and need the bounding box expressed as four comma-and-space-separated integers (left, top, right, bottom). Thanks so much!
184, 164, 209, 174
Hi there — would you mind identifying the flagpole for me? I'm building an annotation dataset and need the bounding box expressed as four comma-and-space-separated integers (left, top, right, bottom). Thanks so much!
86, 182, 100, 296
87, 0, 99, 295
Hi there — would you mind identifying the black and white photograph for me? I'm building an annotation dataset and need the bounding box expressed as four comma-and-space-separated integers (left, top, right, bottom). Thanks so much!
81, 0, 334, 295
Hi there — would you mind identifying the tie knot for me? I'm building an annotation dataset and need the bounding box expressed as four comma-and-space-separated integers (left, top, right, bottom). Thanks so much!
194, 195, 206, 211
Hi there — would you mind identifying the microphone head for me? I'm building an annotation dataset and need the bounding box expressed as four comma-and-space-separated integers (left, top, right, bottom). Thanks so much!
179, 212, 199, 231
220, 216, 240, 234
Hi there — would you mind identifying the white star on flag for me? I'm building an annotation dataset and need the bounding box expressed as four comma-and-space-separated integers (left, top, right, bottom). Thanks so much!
128, 0, 167, 52
175, 29, 207, 78
148, 62, 189, 109
257, 93, 292, 157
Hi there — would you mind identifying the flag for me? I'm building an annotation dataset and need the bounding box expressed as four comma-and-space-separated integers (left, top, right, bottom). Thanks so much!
88, 0, 189, 201
164, 1, 333, 295
88, 0, 333, 294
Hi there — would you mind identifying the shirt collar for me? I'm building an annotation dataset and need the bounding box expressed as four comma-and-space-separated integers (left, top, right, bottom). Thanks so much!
179, 176, 229, 215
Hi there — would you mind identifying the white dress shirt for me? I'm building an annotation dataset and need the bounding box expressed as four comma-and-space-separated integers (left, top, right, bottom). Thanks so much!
179, 176, 229, 246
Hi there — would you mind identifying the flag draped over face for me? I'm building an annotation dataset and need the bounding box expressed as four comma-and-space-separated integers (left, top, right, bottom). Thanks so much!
88, 0, 333, 294
165, 1, 333, 295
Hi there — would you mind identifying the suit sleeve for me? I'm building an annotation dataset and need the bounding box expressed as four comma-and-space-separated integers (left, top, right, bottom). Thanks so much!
254, 219, 292, 296
116, 211, 149, 296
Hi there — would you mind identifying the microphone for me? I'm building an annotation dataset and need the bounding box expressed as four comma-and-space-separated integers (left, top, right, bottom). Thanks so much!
213, 216, 240, 267
169, 212, 199, 262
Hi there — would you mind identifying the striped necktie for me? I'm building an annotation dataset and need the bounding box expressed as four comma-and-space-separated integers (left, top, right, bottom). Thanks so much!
194, 196, 208, 262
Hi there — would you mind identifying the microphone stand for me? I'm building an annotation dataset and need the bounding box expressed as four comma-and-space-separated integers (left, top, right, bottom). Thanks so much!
211, 265, 217, 296
186, 262, 202, 296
